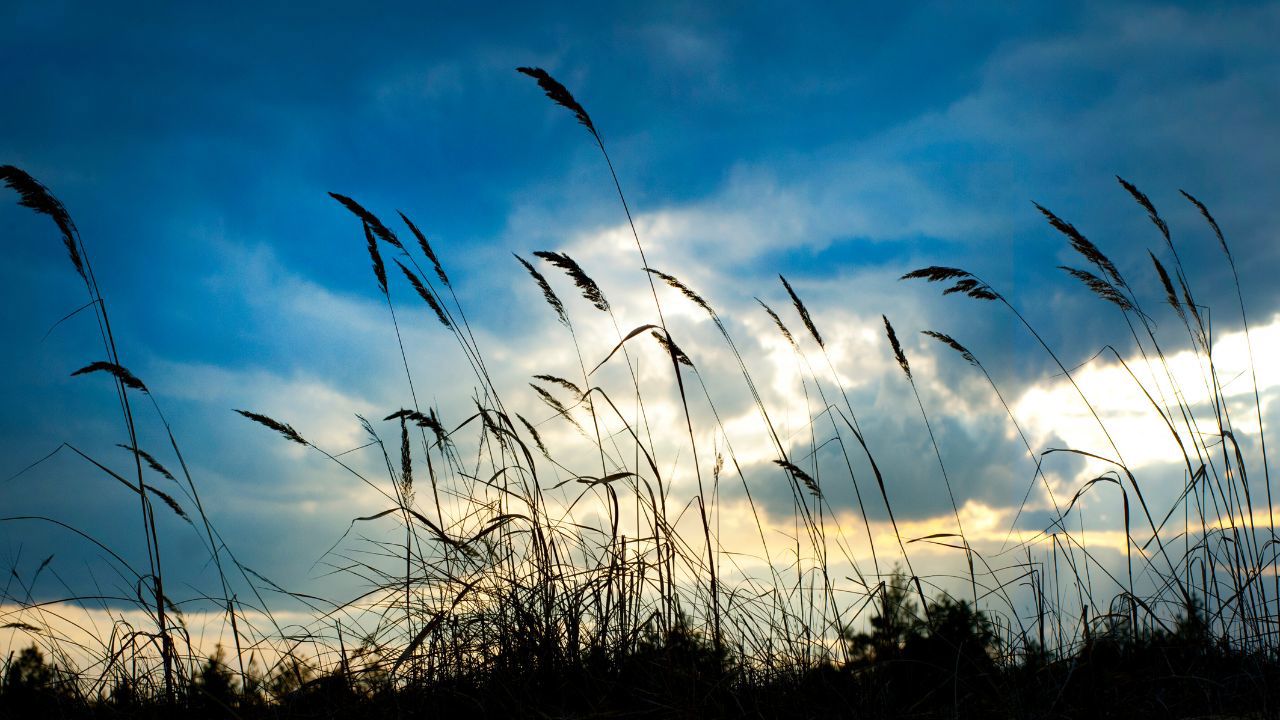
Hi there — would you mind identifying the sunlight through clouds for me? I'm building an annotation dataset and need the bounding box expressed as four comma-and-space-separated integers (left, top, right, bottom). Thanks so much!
1013, 313, 1280, 474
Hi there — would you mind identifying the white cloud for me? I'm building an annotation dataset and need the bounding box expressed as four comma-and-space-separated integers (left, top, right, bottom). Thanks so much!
1013, 313, 1280, 474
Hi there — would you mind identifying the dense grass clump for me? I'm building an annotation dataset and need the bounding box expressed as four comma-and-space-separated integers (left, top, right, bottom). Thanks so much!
2, 69, 1278, 718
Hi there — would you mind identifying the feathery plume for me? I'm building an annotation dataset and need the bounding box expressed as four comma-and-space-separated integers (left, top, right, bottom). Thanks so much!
417, 408, 448, 447
398, 211, 449, 286
1180, 190, 1231, 263
1059, 266, 1134, 312
757, 299, 798, 349
516, 67, 596, 135
515, 254, 568, 326
365, 223, 388, 296
1149, 252, 1184, 321
535, 251, 609, 312
1034, 202, 1126, 289
775, 459, 821, 498
1184, 285, 1202, 328
117, 444, 176, 481
530, 383, 584, 433
532, 374, 583, 397
901, 266, 970, 282
1117, 176, 1169, 242
779, 275, 823, 348
399, 417, 413, 501
645, 267, 715, 316
900, 266, 999, 300
395, 260, 450, 328
0, 165, 85, 281
329, 193, 403, 250
235, 409, 307, 445
386, 408, 447, 444
146, 484, 190, 522
71, 361, 148, 393
921, 330, 977, 366
652, 330, 694, 368
883, 315, 911, 379
516, 414, 550, 458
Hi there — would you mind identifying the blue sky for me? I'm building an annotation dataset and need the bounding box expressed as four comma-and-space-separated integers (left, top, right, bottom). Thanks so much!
3, 1, 1280, 630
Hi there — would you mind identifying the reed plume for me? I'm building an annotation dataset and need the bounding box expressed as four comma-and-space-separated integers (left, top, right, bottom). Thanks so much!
900, 266, 999, 300
395, 259, 450, 328
1034, 202, 1126, 289
1148, 251, 1184, 321
516, 413, 550, 457
399, 417, 413, 501
1180, 190, 1230, 262
920, 330, 976, 366
516, 67, 596, 135
779, 275, 823, 347
1058, 265, 1135, 312
515, 254, 568, 326
645, 267, 714, 315
775, 459, 821, 498
1117, 176, 1170, 242
145, 484, 190, 522
651, 330, 694, 368
529, 382, 583, 433
532, 374, 584, 397
365, 223, 389, 295
882, 315, 910, 379
234, 409, 307, 445
757, 299, 799, 349
117, 444, 177, 481
387, 407, 449, 446
399, 211, 449, 285
0, 164, 85, 281
535, 251, 610, 312
329, 192, 403, 250
70, 361, 148, 393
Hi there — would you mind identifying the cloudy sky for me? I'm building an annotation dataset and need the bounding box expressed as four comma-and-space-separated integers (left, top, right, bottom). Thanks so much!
3, 1, 1279, 643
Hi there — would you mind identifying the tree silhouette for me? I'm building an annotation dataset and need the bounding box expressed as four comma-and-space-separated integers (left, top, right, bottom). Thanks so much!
844, 566, 923, 664
1, 644, 72, 714
192, 644, 237, 712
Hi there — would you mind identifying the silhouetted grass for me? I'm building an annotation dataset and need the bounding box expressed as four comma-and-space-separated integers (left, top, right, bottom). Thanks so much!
2, 69, 1277, 718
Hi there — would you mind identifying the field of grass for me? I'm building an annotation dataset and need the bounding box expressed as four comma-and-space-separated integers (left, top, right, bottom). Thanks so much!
2, 69, 1277, 719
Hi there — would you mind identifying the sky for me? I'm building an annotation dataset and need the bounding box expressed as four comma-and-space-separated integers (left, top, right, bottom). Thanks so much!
3, 1, 1280, 649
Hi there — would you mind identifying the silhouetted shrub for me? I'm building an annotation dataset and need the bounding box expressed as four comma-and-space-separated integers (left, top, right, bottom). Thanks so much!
0, 645, 74, 718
